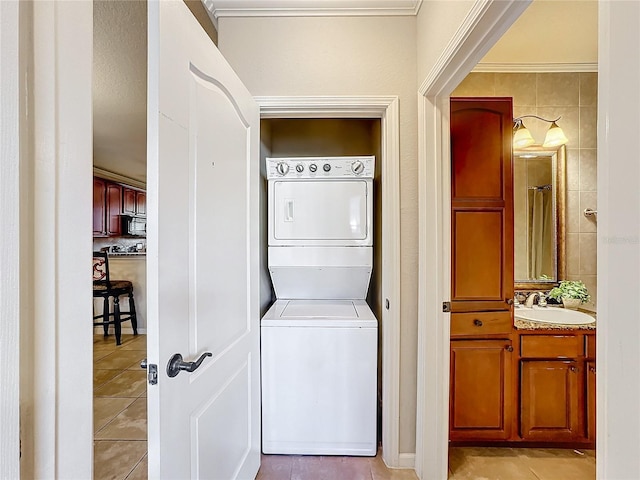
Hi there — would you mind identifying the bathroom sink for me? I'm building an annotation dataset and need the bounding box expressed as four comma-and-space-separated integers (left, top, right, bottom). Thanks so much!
515, 306, 595, 325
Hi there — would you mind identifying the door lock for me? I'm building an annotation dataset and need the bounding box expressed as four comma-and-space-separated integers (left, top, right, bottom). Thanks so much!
167, 352, 212, 378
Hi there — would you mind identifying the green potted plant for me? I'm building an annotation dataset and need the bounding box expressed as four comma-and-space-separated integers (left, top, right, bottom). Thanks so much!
548, 280, 590, 310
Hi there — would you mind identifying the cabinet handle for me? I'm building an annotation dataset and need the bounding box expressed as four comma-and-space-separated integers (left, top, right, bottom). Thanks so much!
505, 345, 513, 352
506, 298, 514, 305
570, 365, 579, 373
473, 319, 483, 327
589, 366, 596, 374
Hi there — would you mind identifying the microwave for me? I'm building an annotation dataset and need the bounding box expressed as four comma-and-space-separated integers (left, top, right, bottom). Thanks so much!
121, 215, 146, 237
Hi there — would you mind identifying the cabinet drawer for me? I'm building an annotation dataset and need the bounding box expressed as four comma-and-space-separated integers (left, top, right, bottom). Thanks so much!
520, 335, 582, 358
451, 311, 512, 336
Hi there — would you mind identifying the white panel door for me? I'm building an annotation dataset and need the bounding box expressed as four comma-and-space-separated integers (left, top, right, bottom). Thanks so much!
147, 2, 260, 478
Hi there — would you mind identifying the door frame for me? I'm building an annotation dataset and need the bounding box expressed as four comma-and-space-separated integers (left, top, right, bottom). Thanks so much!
415, 1, 531, 478
256, 95, 402, 467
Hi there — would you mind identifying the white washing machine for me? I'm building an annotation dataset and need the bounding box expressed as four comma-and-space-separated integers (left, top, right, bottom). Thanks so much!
262, 156, 378, 456
261, 299, 377, 455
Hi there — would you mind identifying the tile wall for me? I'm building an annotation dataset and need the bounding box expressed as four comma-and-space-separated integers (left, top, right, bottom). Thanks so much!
453, 72, 598, 310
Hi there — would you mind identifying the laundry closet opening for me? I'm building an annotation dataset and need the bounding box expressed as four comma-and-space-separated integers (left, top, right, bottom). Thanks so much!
259, 117, 384, 447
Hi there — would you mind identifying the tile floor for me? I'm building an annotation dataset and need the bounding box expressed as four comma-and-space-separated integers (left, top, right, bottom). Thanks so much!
94, 333, 148, 480
93, 335, 595, 480
256, 453, 418, 480
448, 446, 596, 480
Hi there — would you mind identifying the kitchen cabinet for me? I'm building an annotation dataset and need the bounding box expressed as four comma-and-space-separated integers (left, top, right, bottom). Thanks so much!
105, 183, 122, 236
93, 179, 122, 237
122, 187, 146, 217
93, 177, 107, 236
449, 312, 515, 441
450, 98, 514, 313
94, 177, 145, 237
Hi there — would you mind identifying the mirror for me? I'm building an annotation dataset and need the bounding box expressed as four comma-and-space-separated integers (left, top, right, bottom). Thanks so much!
514, 145, 566, 289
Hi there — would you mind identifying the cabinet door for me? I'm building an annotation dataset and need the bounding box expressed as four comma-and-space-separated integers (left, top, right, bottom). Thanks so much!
450, 339, 513, 440
521, 360, 583, 441
93, 177, 107, 237
450, 98, 514, 312
106, 183, 122, 236
587, 360, 596, 441
135, 191, 146, 216
122, 187, 137, 215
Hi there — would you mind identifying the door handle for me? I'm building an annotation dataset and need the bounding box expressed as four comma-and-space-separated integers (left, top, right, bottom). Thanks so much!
167, 352, 212, 378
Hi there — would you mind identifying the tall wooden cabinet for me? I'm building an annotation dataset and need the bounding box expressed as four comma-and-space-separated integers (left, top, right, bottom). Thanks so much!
450, 98, 514, 313
449, 98, 515, 441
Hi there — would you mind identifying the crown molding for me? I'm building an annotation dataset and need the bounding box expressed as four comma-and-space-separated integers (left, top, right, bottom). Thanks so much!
93, 167, 146, 189
473, 62, 598, 73
203, 0, 422, 27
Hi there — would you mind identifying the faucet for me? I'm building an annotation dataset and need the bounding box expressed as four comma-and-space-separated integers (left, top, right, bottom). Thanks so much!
524, 292, 539, 308
524, 292, 548, 308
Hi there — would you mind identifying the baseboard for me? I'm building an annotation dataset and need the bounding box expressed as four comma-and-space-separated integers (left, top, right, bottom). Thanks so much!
397, 453, 415, 469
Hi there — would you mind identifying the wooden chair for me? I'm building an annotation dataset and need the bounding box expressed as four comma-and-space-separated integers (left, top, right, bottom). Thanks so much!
93, 252, 138, 345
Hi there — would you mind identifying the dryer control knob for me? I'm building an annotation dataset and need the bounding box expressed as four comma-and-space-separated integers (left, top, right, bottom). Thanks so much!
323, 163, 331, 172
352, 160, 365, 175
295, 164, 304, 173
309, 164, 317, 173
276, 162, 290, 176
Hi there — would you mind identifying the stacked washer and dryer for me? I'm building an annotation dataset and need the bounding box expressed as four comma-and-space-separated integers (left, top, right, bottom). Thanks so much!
261, 155, 378, 456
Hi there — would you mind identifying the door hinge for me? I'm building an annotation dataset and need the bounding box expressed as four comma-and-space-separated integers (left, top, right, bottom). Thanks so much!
148, 364, 158, 385
442, 301, 451, 313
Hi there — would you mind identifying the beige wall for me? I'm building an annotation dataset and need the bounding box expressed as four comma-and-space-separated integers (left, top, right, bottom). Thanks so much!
218, 15, 419, 452
416, 0, 475, 82
453, 72, 598, 310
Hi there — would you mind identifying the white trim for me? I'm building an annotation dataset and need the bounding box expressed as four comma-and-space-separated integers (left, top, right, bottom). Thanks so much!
93, 167, 146, 189
0, 1, 21, 477
397, 453, 416, 469
203, 0, 422, 27
255, 95, 402, 467
415, 1, 530, 479
473, 62, 598, 73
28, 2, 94, 477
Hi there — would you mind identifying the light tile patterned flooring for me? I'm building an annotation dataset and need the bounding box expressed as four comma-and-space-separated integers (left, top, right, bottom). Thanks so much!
94, 333, 148, 480
93, 334, 595, 480
448, 446, 596, 480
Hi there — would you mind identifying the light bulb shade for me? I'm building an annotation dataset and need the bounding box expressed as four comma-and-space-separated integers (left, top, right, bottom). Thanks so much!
542, 121, 568, 147
513, 123, 535, 148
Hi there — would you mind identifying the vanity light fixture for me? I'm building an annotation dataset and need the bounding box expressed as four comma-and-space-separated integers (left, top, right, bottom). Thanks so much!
513, 115, 569, 149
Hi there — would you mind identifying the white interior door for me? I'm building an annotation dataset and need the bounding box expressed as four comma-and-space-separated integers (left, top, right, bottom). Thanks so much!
147, 2, 260, 478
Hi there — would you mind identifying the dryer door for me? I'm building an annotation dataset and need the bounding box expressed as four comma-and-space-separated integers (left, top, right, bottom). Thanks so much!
269, 179, 372, 246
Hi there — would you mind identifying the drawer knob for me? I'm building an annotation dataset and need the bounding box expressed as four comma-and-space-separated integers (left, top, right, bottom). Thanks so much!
505, 345, 513, 352
570, 365, 579, 373
473, 319, 483, 327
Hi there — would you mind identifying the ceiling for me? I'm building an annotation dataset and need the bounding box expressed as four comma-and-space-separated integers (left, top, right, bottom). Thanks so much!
92, 0, 597, 184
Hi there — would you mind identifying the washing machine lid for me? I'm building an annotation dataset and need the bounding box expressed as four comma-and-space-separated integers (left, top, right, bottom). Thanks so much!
261, 299, 377, 328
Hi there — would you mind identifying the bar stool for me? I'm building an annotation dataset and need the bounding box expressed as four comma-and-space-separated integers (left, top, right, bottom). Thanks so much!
93, 251, 138, 345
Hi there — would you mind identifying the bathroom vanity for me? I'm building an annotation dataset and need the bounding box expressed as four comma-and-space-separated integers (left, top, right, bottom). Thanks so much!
449, 316, 595, 446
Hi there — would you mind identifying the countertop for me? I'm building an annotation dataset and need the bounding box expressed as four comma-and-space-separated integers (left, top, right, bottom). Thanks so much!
514, 308, 596, 331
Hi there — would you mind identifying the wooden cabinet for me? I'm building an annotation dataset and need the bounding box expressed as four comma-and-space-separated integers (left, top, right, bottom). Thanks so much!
93, 177, 107, 236
122, 187, 146, 216
518, 331, 595, 445
520, 359, 583, 441
586, 334, 596, 441
450, 338, 514, 440
106, 183, 122, 236
94, 177, 145, 237
450, 98, 514, 313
